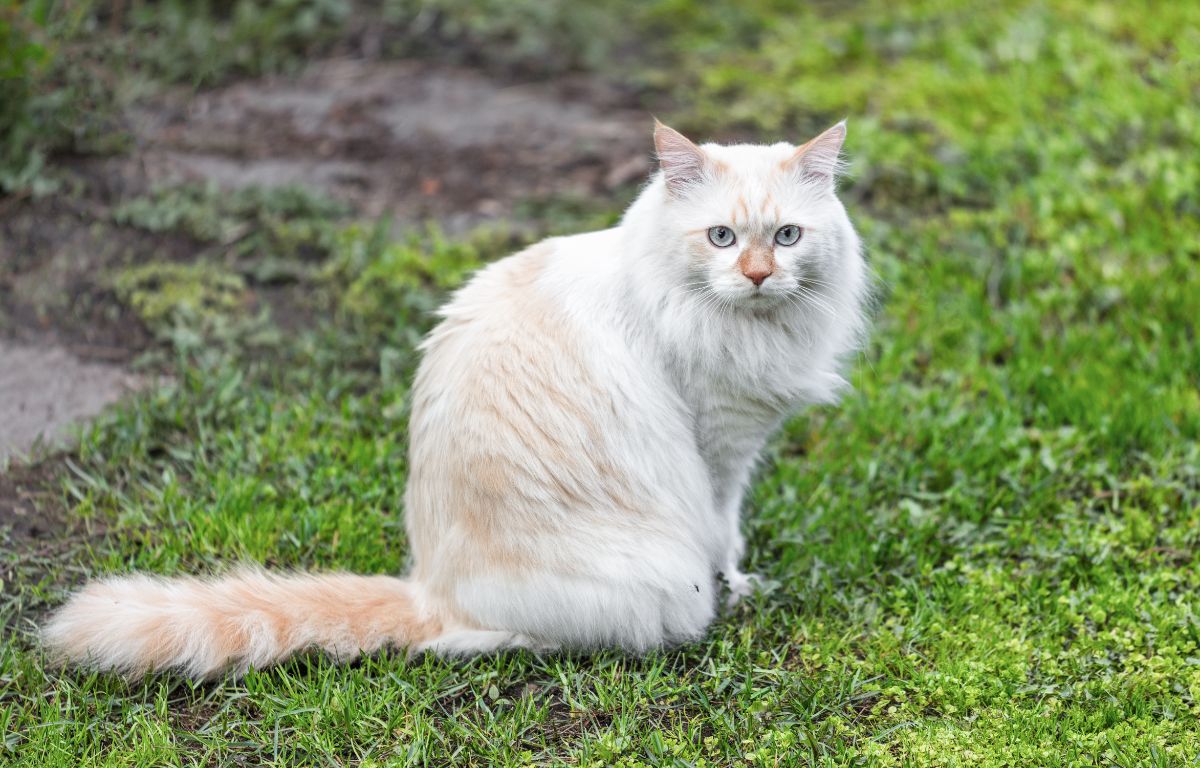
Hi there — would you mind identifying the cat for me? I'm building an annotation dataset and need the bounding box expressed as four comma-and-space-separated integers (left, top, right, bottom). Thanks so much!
43, 120, 870, 678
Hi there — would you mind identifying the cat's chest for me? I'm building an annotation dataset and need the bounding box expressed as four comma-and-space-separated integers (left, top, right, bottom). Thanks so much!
651, 305, 826, 443
674, 332, 811, 456
690, 384, 787, 442
691, 333, 810, 412
685, 385, 784, 501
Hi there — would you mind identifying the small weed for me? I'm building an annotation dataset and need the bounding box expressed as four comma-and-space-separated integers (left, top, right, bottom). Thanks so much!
112, 261, 246, 330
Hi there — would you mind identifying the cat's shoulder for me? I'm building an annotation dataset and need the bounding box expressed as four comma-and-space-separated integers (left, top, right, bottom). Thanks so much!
457, 226, 622, 305
492, 227, 623, 286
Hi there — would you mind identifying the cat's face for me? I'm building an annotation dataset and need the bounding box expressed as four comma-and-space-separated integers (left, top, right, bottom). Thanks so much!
655, 122, 852, 311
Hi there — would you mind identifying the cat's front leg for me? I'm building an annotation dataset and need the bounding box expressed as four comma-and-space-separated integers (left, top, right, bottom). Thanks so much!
723, 567, 762, 607
703, 425, 774, 607
720, 498, 763, 607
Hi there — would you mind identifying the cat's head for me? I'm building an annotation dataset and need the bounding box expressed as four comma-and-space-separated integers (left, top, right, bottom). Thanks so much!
650, 120, 858, 311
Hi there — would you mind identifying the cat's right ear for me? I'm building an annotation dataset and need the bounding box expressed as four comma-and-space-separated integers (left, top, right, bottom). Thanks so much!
785, 121, 847, 184
654, 120, 708, 197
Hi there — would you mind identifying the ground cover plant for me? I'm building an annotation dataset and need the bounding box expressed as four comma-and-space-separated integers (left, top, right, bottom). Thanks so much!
1, 0, 1198, 765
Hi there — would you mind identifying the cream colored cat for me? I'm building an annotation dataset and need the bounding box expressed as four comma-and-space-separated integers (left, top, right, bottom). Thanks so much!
44, 120, 870, 677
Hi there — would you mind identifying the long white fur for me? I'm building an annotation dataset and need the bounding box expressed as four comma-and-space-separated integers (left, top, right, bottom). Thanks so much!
43, 122, 870, 678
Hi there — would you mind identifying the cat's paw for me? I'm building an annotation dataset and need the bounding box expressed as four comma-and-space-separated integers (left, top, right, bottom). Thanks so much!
724, 570, 763, 608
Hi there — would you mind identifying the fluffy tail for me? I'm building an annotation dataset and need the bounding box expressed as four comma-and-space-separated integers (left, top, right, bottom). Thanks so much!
42, 569, 442, 678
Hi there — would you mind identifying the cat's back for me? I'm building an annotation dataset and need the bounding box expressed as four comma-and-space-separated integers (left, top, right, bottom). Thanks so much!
420, 227, 623, 353
450, 227, 620, 307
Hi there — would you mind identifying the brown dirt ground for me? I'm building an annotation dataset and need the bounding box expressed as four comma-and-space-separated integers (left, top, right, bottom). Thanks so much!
0, 461, 67, 551
100, 58, 652, 229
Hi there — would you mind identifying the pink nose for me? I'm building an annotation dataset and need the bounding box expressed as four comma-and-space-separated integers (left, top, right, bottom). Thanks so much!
742, 267, 773, 286
738, 246, 775, 287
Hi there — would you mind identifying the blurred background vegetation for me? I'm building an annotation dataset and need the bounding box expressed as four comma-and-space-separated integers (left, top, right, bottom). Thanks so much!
1, 1, 1198, 765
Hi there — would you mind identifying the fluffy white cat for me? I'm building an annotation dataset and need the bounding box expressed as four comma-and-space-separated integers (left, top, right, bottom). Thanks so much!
44, 120, 870, 677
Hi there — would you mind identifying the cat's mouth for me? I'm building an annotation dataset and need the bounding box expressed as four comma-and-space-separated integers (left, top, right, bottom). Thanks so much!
737, 287, 788, 310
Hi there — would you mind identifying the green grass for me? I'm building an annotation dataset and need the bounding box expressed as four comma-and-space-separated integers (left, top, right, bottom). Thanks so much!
3, 0, 1200, 765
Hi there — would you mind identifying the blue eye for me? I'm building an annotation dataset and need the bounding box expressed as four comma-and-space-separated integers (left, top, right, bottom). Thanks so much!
775, 225, 803, 246
708, 226, 736, 247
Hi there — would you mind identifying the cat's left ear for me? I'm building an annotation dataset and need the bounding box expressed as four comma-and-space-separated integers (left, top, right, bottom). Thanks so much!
786, 121, 847, 183
654, 119, 709, 197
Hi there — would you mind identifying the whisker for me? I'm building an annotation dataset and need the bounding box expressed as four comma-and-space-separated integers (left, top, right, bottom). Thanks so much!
793, 286, 836, 319
796, 276, 841, 292
782, 295, 816, 347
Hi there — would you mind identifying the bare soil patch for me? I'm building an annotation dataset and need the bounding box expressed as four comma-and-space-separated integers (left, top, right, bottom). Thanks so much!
0, 340, 142, 464
0, 197, 172, 356
0, 197, 164, 465
0, 460, 65, 551
104, 58, 652, 230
